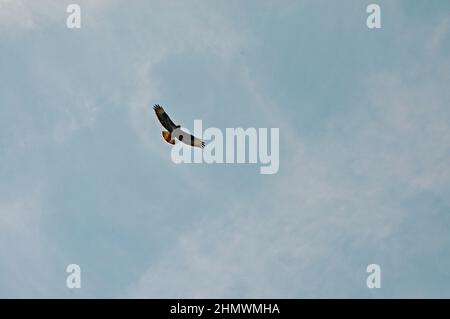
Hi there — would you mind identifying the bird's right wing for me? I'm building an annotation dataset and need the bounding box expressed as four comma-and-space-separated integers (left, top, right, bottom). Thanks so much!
153, 105, 178, 132
179, 129, 205, 148
189, 134, 205, 148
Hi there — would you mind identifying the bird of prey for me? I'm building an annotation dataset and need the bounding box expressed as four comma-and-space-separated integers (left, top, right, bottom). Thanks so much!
153, 104, 205, 148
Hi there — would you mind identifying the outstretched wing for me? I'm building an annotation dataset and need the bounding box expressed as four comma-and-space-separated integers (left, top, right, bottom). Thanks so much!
189, 134, 205, 148
178, 129, 205, 148
153, 105, 178, 132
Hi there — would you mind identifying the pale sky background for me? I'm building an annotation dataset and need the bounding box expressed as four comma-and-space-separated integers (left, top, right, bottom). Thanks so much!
1, 0, 450, 298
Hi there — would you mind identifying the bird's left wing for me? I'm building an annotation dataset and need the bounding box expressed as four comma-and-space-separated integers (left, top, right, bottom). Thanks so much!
153, 104, 178, 132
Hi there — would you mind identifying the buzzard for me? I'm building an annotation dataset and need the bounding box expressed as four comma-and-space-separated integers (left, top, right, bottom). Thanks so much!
153, 104, 205, 148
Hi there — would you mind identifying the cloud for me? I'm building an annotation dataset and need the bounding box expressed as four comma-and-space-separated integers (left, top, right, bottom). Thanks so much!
0, 0, 62, 31
127, 11, 450, 298
125, 1, 255, 191
0, 185, 64, 297
1, 0, 450, 298
0, 0, 113, 32
127, 70, 450, 297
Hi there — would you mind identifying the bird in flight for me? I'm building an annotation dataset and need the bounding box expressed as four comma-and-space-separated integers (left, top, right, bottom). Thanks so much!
153, 104, 205, 148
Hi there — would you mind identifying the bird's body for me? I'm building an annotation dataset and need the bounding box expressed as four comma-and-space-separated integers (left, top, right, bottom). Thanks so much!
153, 105, 205, 148
172, 127, 205, 148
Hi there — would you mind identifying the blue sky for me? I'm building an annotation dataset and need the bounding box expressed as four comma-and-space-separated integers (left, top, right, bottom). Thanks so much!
1, 0, 450, 298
